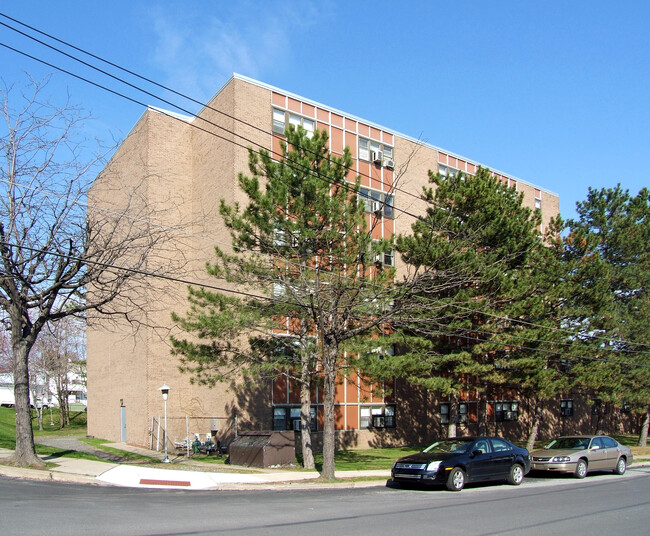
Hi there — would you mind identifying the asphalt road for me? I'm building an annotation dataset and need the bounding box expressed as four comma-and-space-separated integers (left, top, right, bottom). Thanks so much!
2, 467, 650, 536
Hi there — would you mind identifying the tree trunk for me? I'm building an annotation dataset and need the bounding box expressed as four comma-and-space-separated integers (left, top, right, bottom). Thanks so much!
320, 343, 338, 480
299, 377, 315, 470
526, 399, 543, 451
639, 408, 649, 447
447, 396, 458, 438
10, 337, 43, 467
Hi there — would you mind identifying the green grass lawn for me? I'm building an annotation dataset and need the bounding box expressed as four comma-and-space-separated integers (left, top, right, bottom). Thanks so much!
2, 406, 648, 468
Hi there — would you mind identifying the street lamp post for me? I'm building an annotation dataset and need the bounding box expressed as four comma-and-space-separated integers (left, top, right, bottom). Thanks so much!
158, 384, 171, 463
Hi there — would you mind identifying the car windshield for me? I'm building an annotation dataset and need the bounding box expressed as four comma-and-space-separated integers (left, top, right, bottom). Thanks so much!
545, 437, 590, 450
422, 439, 473, 454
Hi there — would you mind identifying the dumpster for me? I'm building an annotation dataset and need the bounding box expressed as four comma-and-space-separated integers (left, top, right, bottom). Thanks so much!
228, 431, 295, 468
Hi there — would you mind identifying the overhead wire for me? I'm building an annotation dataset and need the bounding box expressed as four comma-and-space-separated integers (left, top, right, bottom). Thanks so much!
1, 14, 647, 358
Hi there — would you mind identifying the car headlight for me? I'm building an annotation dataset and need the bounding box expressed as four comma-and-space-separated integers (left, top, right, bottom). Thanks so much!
552, 456, 571, 463
427, 461, 442, 472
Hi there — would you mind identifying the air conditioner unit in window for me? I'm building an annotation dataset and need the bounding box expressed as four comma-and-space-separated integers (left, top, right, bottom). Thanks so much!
371, 150, 383, 164
384, 158, 395, 170
374, 253, 383, 264
370, 200, 382, 214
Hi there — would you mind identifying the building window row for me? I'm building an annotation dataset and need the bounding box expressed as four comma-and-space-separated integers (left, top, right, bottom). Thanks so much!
360, 405, 396, 428
358, 138, 394, 169
359, 188, 394, 219
273, 406, 317, 432
273, 108, 315, 138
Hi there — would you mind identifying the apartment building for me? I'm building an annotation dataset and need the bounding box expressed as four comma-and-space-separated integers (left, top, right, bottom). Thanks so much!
88, 74, 620, 452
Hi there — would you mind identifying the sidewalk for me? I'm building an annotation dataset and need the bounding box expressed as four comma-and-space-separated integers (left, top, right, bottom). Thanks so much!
0, 445, 391, 490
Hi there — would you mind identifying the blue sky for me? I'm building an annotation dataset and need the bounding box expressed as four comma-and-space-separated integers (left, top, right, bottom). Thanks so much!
1, 1, 648, 220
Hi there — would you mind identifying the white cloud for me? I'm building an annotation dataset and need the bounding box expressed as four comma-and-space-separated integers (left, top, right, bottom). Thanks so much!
149, 1, 326, 105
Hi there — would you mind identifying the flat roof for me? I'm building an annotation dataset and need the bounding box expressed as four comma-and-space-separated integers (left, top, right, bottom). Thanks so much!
229, 73, 557, 197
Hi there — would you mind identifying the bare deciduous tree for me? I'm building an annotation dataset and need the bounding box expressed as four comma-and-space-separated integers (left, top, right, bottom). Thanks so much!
0, 76, 187, 467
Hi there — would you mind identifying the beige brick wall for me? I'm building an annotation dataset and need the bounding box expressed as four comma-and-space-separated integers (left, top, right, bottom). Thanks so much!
87, 75, 562, 448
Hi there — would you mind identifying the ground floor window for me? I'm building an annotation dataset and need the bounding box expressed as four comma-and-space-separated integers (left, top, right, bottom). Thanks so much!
560, 399, 574, 417
494, 401, 518, 422
440, 402, 469, 424
273, 406, 317, 432
360, 405, 396, 429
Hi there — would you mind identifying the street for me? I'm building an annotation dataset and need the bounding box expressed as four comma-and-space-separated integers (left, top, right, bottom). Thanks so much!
2, 468, 649, 535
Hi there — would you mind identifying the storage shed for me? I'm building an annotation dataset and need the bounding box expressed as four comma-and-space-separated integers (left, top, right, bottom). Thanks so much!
228, 431, 296, 468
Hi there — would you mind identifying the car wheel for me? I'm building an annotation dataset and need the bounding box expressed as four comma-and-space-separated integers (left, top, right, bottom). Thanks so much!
574, 459, 588, 479
446, 467, 466, 491
507, 464, 525, 485
614, 457, 626, 475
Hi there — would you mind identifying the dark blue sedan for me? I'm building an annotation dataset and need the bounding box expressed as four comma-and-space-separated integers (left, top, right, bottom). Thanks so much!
391, 436, 531, 491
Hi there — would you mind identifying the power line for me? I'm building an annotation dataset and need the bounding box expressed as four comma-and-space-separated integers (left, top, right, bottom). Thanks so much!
1, 16, 646, 355
0, 13, 428, 210
3, 239, 649, 367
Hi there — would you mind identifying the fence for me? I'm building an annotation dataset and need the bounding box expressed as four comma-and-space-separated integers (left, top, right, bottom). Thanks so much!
150, 415, 237, 456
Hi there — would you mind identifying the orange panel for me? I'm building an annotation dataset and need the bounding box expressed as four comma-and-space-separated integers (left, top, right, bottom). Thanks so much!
346, 405, 359, 430
359, 162, 371, 187
334, 375, 346, 403
273, 375, 287, 404
468, 404, 478, 423
449, 156, 458, 168
346, 372, 359, 402
384, 379, 395, 403
317, 406, 324, 429
345, 117, 356, 132
272, 136, 284, 160
347, 133, 357, 159
288, 97, 301, 113
371, 164, 382, 190
317, 108, 329, 122
383, 168, 393, 189
383, 132, 394, 145
331, 113, 343, 128
370, 127, 381, 141
303, 103, 315, 118
467, 163, 476, 174
511, 180, 517, 189
439, 152, 448, 164
334, 405, 345, 430
317, 122, 329, 135
457, 159, 466, 171
358, 123, 370, 137
346, 169, 358, 185
331, 127, 343, 154
288, 377, 301, 404
272, 92, 285, 107
383, 216, 393, 238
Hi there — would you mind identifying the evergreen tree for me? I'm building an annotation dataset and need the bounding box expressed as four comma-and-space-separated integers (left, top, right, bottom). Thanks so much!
171, 126, 396, 477
564, 185, 650, 441
372, 167, 552, 440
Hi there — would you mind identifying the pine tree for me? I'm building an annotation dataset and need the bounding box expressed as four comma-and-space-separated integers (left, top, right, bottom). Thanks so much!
171, 126, 396, 477
373, 167, 549, 439
564, 185, 650, 441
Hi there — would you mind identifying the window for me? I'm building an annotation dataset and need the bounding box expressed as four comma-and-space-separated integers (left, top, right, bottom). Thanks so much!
272, 108, 314, 138
490, 438, 512, 452
601, 436, 618, 448
273, 406, 317, 432
494, 401, 518, 422
591, 399, 606, 415
440, 403, 468, 424
359, 188, 394, 219
560, 399, 574, 417
361, 405, 396, 429
358, 137, 393, 166
438, 164, 458, 179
